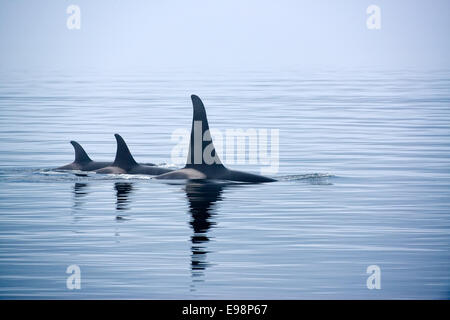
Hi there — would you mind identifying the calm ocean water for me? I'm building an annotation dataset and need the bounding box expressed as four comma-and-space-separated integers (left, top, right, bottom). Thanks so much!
0, 69, 449, 299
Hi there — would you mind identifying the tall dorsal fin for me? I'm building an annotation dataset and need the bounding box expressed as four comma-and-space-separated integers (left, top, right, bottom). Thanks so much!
70, 141, 92, 163
185, 95, 224, 169
113, 134, 138, 170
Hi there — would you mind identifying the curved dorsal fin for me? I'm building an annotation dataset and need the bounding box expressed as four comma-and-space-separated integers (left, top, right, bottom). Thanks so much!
70, 141, 92, 163
113, 134, 138, 170
185, 95, 224, 169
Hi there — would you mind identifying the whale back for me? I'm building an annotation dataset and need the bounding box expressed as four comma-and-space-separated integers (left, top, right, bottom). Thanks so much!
71, 141, 92, 164
112, 134, 138, 170
185, 95, 226, 174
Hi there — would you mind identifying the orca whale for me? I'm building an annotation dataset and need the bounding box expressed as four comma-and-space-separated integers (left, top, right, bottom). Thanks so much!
155, 95, 276, 183
56, 141, 112, 171
95, 134, 173, 175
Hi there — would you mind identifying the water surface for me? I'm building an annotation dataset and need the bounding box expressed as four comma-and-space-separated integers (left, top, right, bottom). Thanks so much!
0, 69, 449, 299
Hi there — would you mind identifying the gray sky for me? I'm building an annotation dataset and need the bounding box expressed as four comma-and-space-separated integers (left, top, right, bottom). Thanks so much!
0, 0, 449, 72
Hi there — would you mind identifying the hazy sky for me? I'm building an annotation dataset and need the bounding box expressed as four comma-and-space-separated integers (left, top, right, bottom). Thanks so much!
0, 0, 449, 72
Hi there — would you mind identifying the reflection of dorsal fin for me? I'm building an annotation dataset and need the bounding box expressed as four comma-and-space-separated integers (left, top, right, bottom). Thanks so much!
70, 141, 92, 163
113, 134, 138, 170
185, 95, 224, 169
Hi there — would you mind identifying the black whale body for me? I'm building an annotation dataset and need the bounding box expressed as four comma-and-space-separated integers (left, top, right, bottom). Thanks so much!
56, 141, 112, 171
95, 134, 173, 175
155, 95, 275, 183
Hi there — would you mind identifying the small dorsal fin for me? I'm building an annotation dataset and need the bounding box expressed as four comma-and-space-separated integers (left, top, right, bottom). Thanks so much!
70, 141, 92, 163
113, 134, 138, 170
185, 95, 224, 169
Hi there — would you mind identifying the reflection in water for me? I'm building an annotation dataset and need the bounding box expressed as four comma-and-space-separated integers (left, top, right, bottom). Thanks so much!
115, 182, 134, 220
73, 182, 88, 210
184, 182, 225, 284
115, 182, 133, 211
